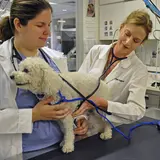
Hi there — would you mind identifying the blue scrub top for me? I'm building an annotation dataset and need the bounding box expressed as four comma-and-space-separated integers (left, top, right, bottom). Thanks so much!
16, 50, 63, 152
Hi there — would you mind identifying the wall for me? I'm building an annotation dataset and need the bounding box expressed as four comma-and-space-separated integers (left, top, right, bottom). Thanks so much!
136, 40, 158, 67
83, 0, 99, 55
76, 0, 100, 69
99, 0, 160, 68
98, 0, 160, 88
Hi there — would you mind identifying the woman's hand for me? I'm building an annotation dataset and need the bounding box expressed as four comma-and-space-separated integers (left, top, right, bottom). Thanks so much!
74, 118, 88, 135
73, 96, 108, 116
32, 97, 89, 135
73, 101, 93, 117
32, 97, 72, 122
73, 96, 98, 117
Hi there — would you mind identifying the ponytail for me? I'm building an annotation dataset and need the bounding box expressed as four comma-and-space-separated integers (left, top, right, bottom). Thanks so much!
0, 16, 14, 42
0, 0, 52, 42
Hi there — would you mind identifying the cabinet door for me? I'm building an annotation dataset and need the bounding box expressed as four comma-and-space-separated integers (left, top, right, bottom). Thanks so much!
124, 0, 156, 39
99, 2, 125, 40
145, 93, 160, 108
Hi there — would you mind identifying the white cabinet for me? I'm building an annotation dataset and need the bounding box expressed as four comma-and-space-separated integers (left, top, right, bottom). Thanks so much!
99, 0, 157, 40
99, 0, 123, 5
99, 2, 125, 40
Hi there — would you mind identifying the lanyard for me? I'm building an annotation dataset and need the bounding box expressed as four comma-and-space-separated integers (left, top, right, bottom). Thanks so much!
39, 48, 61, 73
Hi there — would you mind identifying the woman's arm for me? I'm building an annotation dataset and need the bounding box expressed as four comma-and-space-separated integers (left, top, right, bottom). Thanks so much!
0, 65, 72, 134
107, 71, 148, 123
0, 108, 33, 134
74, 70, 148, 124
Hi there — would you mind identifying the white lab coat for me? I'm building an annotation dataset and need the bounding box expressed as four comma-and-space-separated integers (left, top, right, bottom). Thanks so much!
0, 38, 67, 159
79, 44, 148, 124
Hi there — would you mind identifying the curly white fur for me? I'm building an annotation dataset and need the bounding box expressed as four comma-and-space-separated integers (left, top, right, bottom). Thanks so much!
10, 57, 112, 153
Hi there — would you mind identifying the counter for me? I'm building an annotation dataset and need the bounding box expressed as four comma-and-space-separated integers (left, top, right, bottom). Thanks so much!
147, 86, 160, 92
27, 117, 160, 160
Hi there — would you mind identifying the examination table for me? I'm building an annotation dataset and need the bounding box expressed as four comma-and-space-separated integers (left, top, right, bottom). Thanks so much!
23, 116, 160, 160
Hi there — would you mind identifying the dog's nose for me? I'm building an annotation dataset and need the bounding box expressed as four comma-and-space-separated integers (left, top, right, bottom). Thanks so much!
10, 75, 15, 80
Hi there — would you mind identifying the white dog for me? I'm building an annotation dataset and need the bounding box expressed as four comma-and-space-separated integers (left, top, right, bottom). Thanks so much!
10, 57, 112, 153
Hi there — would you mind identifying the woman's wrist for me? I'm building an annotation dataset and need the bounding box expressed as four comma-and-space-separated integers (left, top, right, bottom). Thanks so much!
96, 97, 108, 110
32, 108, 39, 122
74, 115, 88, 122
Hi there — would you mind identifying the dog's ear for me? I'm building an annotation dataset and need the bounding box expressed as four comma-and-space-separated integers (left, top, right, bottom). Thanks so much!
40, 67, 62, 96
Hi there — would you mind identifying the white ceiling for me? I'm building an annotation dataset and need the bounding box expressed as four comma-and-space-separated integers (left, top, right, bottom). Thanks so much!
48, 0, 76, 18
0, 0, 76, 19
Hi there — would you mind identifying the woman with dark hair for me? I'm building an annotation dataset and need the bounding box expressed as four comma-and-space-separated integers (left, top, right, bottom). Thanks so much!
0, 0, 88, 158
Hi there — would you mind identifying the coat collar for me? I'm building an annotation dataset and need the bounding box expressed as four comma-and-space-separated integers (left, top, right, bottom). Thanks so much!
98, 43, 135, 69
0, 37, 17, 99
98, 43, 113, 59
0, 38, 15, 76
0, 37, 13, 59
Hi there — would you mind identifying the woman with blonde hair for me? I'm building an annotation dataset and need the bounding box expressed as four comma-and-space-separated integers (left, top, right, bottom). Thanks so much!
74, 10, 153, 125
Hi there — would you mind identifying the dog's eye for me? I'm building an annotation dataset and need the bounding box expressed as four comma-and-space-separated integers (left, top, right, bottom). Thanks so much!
23, 68, 29, 73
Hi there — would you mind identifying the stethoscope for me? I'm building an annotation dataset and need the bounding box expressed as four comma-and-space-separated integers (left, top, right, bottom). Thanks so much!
11, 39, 127, 111
77, 47, 127, 109
57, 48, 160, 142
59, 47, 127, 113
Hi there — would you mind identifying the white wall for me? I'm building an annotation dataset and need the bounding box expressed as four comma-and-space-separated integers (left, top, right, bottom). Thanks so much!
136, 40, 158, 66
83, 0, 99, 56
76, 0, 100, 69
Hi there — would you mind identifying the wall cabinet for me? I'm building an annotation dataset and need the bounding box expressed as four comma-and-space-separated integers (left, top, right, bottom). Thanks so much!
99, 0, 157, 40
99, 2, 125, 40
99, 0, 123, 5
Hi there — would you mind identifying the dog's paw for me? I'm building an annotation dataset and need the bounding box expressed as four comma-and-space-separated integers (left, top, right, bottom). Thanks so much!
62, 143, 74, 153
100, 131, 112, 140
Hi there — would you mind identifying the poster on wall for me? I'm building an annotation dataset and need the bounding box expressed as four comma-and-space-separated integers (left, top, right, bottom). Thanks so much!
86, 0, 95, 17
104, 20, 113, 37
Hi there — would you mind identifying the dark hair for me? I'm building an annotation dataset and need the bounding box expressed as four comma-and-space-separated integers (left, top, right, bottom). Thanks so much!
0, 0, 52, 42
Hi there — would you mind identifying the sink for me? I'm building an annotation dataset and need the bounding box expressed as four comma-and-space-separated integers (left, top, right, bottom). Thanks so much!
145, 108, 160, 120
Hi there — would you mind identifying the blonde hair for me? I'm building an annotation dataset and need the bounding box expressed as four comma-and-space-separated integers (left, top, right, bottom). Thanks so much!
121, 10, 153, 41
